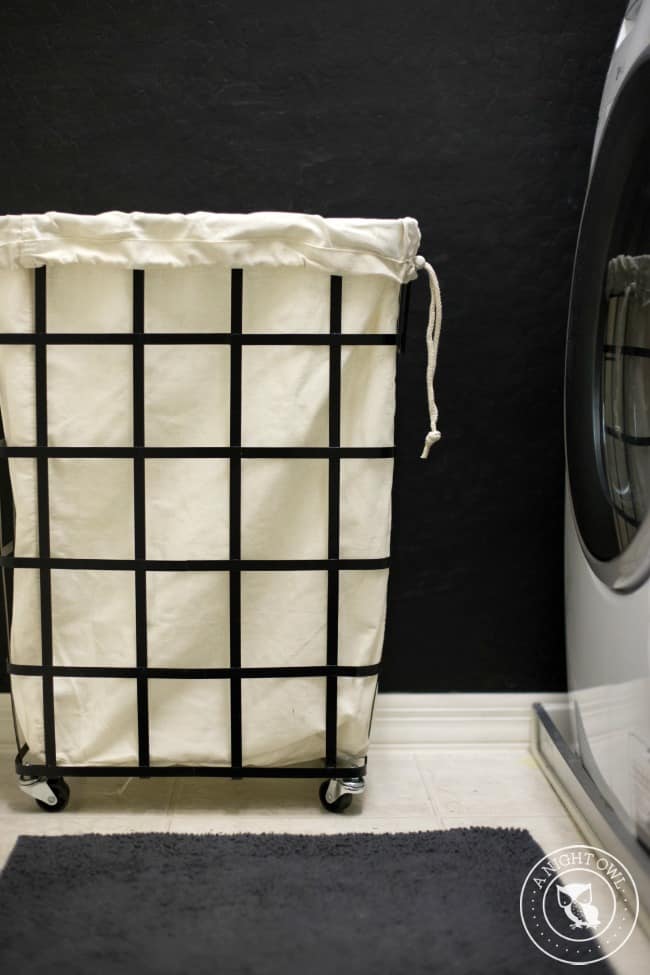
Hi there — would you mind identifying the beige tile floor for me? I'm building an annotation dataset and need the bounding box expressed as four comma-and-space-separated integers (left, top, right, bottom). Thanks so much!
0, 743, 648, 973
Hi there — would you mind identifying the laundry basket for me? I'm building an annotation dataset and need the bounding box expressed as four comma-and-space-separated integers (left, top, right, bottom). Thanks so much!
0, 211, 442, 812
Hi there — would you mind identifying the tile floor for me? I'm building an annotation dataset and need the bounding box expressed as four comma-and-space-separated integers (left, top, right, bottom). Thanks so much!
0, 743, 648, 973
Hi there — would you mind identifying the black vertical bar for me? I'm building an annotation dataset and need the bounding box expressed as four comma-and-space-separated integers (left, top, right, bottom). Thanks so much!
0, 408, 14, 691
376, 284, 405, 707
229, 269, 243, 773
133, 270, 150, 767
326, 276, 342, 767
34, 267, 56, 765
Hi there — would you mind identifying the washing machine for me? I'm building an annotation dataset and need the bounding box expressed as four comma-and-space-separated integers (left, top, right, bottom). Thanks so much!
565, 0, 650, 852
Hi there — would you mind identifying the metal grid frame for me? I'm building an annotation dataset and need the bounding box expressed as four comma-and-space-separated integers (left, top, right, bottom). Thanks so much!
1, 266, 410, 781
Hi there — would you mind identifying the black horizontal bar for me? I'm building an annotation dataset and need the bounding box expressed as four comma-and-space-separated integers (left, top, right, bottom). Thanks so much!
0, 332, 396, 346
603, 343, 650, 359
604, 425, 650, 446
8, 663, 380, 679
1, 556, 390, 571
0, 446, 394, 459
14, 760, 366, 780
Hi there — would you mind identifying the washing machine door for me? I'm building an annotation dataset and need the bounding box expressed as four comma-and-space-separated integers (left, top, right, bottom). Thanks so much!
566, 52, 650, 592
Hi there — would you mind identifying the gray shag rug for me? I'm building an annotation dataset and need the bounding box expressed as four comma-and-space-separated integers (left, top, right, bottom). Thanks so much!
0, 829, 614, 974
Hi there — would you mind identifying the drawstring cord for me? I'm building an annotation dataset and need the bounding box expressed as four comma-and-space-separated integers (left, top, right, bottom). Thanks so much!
414, 254, 443, 459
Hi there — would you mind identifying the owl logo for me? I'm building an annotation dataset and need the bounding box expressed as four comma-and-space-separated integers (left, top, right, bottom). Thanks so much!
521, 845, 639, 964
556, 883, 601, 931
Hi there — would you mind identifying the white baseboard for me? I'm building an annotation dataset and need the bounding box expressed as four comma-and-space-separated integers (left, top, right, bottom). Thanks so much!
371, 692, 568, 746
0, 690, 568, 751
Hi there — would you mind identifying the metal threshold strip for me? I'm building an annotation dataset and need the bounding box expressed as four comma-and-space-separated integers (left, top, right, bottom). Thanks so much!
531, 703, 650, 924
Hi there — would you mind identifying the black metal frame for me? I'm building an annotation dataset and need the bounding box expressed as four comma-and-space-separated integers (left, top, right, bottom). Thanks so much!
1, 266, 410, 783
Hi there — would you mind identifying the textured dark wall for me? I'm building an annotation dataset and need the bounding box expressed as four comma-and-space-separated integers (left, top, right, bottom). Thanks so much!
0, 1, 626, 693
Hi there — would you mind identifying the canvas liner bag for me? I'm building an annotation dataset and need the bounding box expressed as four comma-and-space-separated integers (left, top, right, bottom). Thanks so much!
0, 211, 442, 770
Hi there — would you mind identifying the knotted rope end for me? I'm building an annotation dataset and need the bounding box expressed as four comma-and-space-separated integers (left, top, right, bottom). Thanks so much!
420, 429, 441, 459
415, 255, 443, 461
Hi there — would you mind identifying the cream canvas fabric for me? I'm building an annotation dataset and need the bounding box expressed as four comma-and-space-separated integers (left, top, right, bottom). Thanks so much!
0, 211, 423, 768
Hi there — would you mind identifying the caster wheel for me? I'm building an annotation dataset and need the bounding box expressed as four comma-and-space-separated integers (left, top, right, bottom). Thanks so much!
319, 780, 353, 813
35, 778, 70, 813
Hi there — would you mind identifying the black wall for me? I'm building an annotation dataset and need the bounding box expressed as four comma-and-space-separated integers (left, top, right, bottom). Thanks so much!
0, 1, 626, 693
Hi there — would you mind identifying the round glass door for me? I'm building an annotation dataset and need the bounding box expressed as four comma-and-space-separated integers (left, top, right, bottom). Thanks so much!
566, 54, 650, 590
602, 257, 650, 550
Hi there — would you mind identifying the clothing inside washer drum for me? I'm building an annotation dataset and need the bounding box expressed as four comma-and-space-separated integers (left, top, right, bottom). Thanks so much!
0, 211, 443, 768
